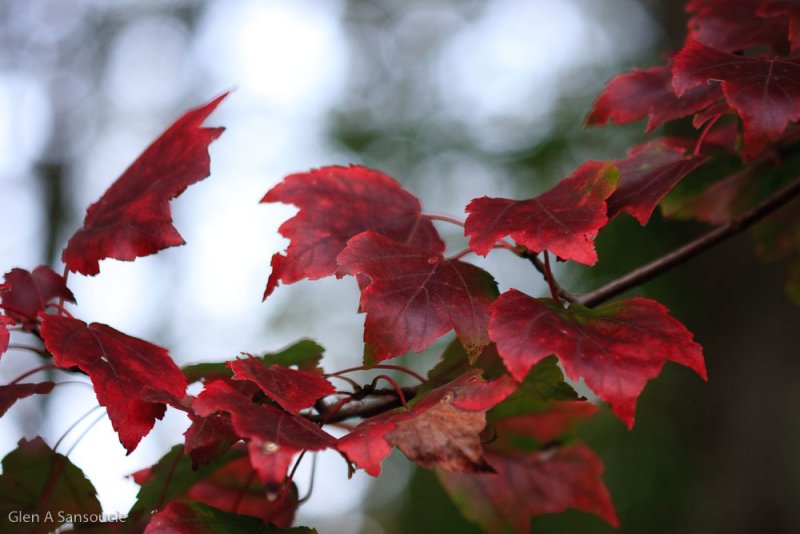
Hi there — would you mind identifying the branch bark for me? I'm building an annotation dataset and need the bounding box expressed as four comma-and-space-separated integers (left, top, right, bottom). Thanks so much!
577, 174, 800, 307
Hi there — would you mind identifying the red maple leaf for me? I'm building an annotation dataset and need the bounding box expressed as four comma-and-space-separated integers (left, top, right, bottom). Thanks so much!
192, 380, 335, 484
183, 413, 238, 468
228, 356, 335, 413
465, 161, 619, 265
438, 443, 618, 532
685, 0, 789, 52
608, 139, 708, 224
587, 65, 722, 132
336, 232, 498, 362
0, 382, 55, 417
336, 370, 516, 476
40, 315, 187, 453
673, 41, 800, 158
0, 266, 75, 331
0, 315, 13, 358
262, 165, 444, 298
489, 289, 706, 428
61, 94, 227, 275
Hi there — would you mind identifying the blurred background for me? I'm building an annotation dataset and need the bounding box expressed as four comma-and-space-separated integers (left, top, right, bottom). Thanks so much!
1, 0, 799, 532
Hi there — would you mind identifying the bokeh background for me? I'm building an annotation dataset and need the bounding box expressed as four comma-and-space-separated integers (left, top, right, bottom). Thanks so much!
1, 0, 799, 532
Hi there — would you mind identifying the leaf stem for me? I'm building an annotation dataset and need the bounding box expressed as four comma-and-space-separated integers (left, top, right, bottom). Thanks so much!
425, 213, 465, 228
9, 364, 58, 384
447, 249, 473, 261
517, 250, 579, 303
327, 364, 427, 384
372, 375, 408, 408
694, 114, 723, 156
543, 252, 561, 301
53, 405, 104, 453
578, 174, 800, 307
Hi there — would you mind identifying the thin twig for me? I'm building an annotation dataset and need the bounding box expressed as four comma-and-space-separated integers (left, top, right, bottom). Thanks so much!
518, 250, 579, 303
425, 213, 465, 227
578, 174, 800, 307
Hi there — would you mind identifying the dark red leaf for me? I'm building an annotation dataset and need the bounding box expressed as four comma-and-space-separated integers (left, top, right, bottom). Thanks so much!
192, 380, 334, 484
40, 315, 187, 453
586, 65, 722, 132
61, 94, 227, 275
465, 161, 619, 265
228, 356, 335, 413
0, 315, 13, 358
673, 41, 800, 158
183, 413, 238, 468
336, 370, 516, 476
262, 165, 444, 298
438, 443, 618, 533
685, 0, 789, 52
1, 266, 75, 331
489, 289, 706, 428
336, 232, 498, 362
0, 382, 55, 417
608, 139, 708, 224
759, 1, 800, 52
494, 401, 600, 446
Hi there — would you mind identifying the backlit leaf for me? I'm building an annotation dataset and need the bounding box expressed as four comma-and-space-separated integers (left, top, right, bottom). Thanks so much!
336, 232, 498, 362
62, 94, 227, 275
262, 165, 444, 298
1, 266, 75, 331
489, 289, 706, 428
465, 161, 619, 265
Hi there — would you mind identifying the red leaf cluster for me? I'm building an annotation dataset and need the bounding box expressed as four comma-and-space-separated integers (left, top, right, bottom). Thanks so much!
1, 266, 74, 330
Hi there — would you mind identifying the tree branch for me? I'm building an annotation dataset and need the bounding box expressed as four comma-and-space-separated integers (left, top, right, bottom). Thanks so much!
577, 174, 800, 307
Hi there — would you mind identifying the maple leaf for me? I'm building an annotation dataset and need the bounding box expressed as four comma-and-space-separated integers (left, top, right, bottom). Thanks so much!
465, 161, 619, 265
0, 438, 102, 533
228, 356, 334, 413
489, 289, 706, 428
608, 139, 708, 224
336, 370, 516, 476
262, 165, 444, 298
586, 65, 722, 132
192, 380, 335, 484
61, 94, 227, 275
183, 413, 239, 468
438, 443, 618, 533
685, 0, 789, 52
336, 232, 498, 362
1, 266, 75, 331
759, 1, 800, 52
0, 382, 55, 417
673, 41, 800, 158
0, 315, 13, 359
40, 315, 187, 453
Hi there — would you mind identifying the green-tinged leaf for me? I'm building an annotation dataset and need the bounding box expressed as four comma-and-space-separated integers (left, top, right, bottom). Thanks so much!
0, 437, 101, 534
182, 340, 326, 383
129, 445, 245, 520
427, 339, 506, 384
489, 356, 581, 420
144, 501, 269, 533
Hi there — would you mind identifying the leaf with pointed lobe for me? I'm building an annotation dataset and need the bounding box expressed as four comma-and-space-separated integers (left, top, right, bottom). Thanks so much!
465, 161, 619, 265
183, 413, 239, 468
336, 232, 498, 363
0, 315, 13, 358
228, 356, 335, 413
0, 437, 102, 533
587, 65, 722, 132
493, 402, 600, 450
489, 289, 706, 428
673, 41, 800, 158
40, 315, 187, 453
61, 94, 227, 275
262, 165, 444, 298
192, 380, 335, 484
437, 443, 618, 533
336, 370, 516, 476
0, 382, 55, 417
608, 139, 708, 224
685, 0, 789, 52
1, 266, 75, 331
